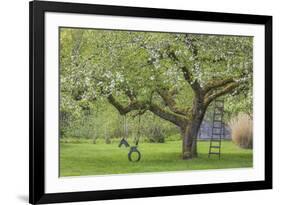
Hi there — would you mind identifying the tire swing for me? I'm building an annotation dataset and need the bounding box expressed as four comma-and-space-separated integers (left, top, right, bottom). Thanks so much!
128, 113, 141, 162
128, 146, 141, 162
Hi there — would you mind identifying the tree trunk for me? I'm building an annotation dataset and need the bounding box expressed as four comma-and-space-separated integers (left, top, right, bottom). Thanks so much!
181, 103, 205, 159
181, 119, 201, 159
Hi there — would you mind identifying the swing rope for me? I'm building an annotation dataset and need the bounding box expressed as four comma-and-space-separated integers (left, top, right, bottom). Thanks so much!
118, 114, 130, 148
135, 113, 141, 146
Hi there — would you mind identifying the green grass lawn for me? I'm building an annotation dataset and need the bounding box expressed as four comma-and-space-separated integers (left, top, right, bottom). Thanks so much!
60, 140, 253, 177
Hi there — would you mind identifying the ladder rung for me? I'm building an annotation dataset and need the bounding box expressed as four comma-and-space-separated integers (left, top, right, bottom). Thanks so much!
214, 113, 223, 115
215, 104, 223, 107
213, 128, 222, 130
212, 127, 221, 129
209, 152, 220, 155
210, 146, 220, 148
213, 117, 222, 120
212, 136, 222, 139
211, 139, 221, 141
215, 104, 224, 107
212, 128, 221, 131
213, 122, 222, 124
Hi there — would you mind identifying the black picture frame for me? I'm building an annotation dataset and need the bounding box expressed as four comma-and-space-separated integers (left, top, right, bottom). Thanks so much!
29, 0, 272, 204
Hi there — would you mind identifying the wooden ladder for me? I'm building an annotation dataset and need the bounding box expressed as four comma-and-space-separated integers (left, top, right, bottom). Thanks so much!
208, 99, 225, 159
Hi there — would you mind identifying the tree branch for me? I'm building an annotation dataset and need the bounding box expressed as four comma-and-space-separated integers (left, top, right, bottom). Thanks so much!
203, 78, 235, 94
107, 94, 146, 115
107, 93, 187, 127
180, 66, 202, 92
167, 49, 202, 93
149, 103, 187, 127
157, 88, 187, 116
204, 82, 239, 107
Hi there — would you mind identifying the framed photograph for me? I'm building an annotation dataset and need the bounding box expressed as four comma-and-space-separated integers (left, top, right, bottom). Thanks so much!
29, 0, 272, 204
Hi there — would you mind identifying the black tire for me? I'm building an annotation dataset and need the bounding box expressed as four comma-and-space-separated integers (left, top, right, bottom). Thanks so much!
128, 146, 141, 162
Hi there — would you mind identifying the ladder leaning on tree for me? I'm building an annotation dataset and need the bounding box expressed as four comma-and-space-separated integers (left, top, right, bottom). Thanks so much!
208, 99, 225, 159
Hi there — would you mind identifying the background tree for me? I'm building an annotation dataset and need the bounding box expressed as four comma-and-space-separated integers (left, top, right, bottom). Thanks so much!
60, 28, 253, 159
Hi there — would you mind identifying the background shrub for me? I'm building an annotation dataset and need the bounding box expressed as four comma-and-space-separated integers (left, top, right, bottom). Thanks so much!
147, 125, 165, 143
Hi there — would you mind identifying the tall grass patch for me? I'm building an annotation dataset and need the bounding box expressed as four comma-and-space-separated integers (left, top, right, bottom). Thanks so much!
229, 113, 253, 149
